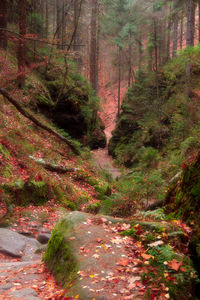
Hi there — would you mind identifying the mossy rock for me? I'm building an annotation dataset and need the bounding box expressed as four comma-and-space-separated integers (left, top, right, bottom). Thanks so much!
43, 217, 79, 287
2, 180, 48, 206
43, 211, 132, 299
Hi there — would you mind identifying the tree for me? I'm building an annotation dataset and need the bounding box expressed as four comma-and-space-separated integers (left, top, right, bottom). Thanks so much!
185, 0, 196, 96
90, 0, 98, 91
56, 0, 62, 49
0, 0, 8, 50
18, 0, 27, 88
172, 12, 178, 57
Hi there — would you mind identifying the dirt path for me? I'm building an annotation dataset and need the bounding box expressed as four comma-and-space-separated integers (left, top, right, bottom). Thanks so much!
92, 82, 127, 179
93, 148, 121, 179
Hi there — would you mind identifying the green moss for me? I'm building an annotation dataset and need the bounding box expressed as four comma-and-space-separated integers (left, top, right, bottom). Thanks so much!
0, 144, 10, 159
43, 218, 78, 287
35, 94, 55, 108
2, 179, 48, 206
84, 202, 101, 214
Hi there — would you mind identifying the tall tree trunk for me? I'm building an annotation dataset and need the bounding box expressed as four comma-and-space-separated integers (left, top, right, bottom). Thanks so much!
180, 12, 184, 50
62, 0, 66, 49
128, 43, 132, 87
45, 0, 49, 38
56, 0, 62, 49
18, 0, 27, 89
185, 0, 196, 96
117, 47, 121, 118
73, 0, 78, 51
96, 14, 100, 91
172, 14, 178, 57
90, 0, 98, 91
199, 0, 200, 42
166, 17, 171, 61
137, 38, 143, 73
0, 0, 8, 50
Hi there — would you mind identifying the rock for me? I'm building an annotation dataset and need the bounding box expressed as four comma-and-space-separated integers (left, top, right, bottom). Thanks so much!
89, 128, 106, 149
43, 211, 132, 299
37, 233, 51, 244
10, 288, 40, 299
22, 237, 41, 261
0, 283, 12, 291
0, 228, 26, 257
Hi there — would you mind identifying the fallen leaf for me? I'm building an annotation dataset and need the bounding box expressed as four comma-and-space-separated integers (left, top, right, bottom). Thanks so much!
117, 258, 129, 267
168, 259, 182, 271
148, 240, 164, 247
141, 253, 151, 260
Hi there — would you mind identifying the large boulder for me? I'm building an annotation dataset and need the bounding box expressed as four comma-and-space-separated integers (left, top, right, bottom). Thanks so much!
43, 212, 139, 299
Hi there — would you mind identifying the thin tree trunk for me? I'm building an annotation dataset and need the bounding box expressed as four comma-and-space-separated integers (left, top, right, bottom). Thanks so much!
18, 0, 27, 89
180, 12, 184, 50
0, 0, 7, 50
128, 43, 132, 87
137, 38, 143, 73
199, 1, 200, 42
166, 17, 171, 61
172, 14, 178, 57
117, 47, 121, 118
90, 0, 98, 91
56, 0, 62, 49
185, 0, 196, 97
62, 0, 66, 49
45, 0, 49, 38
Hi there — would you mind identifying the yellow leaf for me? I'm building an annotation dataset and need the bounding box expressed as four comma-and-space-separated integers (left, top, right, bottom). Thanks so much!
90, 275, 95, 278
75, 295, 79, 299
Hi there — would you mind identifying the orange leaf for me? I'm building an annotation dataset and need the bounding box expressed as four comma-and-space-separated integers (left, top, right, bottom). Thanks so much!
117, 258, 129, 267
168, 259, 182, 271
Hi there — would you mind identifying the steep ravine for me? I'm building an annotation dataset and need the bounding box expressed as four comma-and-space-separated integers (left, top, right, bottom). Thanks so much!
92, 82, 126, 179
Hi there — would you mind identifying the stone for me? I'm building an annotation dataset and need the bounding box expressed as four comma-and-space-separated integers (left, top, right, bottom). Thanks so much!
22, 237, 41, 261
43, 211, 132, 299
10, 288, 40, 299
0, 284, 12, 291
37, 233, 51, 244
0, 228, 26, 257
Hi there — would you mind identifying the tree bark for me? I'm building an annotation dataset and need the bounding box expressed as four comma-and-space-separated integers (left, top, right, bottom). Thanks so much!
199, 0, 200, 42
0, 88, 80, 155
186, 0, 196, 47
90, 0, 98, 91
180, 12, 184, 50
56, 0, 62, 49
18, 0, 27, 89
45, 0, 49, 38
0, 0, 7, 50
185, 0, 196, 97
29, 156, 78, 173
166, 17, 171, 61
172, 14, 178, 57
117, 47, 121, 118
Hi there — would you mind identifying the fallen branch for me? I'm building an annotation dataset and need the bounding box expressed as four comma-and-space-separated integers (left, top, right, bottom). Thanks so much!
0, 88, 80, 155
29, 156, 78, 173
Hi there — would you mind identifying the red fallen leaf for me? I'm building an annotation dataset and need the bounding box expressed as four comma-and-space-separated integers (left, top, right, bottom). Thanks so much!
97, 238, 102, 243
180, 267, 186, 272
117, 258, 129, 267
112, 278, 119, 284
150, 295, 156, 300
168, 259, 182, 271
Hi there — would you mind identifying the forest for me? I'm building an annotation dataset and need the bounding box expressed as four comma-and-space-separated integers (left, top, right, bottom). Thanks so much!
0, 0, 200, 299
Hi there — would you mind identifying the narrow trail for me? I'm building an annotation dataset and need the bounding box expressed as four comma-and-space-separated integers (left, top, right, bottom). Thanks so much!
92, 82, 127, 179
